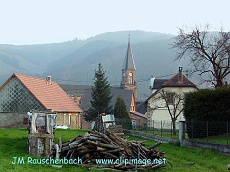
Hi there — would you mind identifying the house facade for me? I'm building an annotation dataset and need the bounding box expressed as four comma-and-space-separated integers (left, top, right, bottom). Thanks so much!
146, 67, 198, 128
0, 74, 83, 129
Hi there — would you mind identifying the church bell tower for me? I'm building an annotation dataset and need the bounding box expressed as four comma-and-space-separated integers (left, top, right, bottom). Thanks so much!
120, 35, 138, 101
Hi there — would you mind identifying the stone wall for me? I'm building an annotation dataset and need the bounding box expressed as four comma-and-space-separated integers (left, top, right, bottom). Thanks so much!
181, 139, 230, 155
0, 113, 28, 128
124, 129, 230, 156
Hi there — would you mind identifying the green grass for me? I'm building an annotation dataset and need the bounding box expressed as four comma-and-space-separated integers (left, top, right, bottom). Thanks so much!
54, 128, 88, 142
127, 135, 230, 172
0, 128, 90, 172
0, 128, 229, 172
191, 134, 230, 145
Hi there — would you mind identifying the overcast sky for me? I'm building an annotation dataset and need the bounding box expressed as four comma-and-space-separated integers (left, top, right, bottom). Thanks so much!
0, 0, 229, 45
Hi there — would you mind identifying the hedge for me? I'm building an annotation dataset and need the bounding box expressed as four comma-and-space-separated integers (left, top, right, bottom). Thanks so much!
184, 87, 230, 138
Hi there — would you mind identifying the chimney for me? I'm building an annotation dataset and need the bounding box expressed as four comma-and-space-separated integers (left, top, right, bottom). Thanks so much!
149, 76, 155, 90
178, 67, 183, 83
46, 76, 52, 85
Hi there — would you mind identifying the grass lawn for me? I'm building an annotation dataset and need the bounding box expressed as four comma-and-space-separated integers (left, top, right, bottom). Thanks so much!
0, 128, 229, 172
191, 134, 230, 145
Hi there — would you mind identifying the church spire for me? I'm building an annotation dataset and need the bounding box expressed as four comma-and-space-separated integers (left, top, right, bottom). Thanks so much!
122, 34, 136, 70
121, 34, 138, 101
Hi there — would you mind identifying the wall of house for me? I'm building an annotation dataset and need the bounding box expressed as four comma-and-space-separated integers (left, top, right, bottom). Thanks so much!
80, 116, 91, 130
56, 112, 91, 129
129, 113, 147, 127
56, 112, 79, 129
147, 87, 197, 128
0, 113, 28, 128
0, 77, 45, 113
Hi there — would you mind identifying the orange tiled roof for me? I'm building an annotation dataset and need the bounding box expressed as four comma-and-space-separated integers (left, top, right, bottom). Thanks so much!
8, 74, 82, 112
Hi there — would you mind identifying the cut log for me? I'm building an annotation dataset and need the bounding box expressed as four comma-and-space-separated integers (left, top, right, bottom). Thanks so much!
147, 141, 162, 150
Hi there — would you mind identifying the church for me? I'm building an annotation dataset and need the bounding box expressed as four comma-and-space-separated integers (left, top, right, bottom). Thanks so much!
120, 36, 138, 102
119, 36, 146, 125
60, 36, 147, 128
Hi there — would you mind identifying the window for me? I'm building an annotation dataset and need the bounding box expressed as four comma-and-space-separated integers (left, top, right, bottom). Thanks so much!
23, 118, 28, 124
76, 114, 78, 125
130, 105, 134, 112
166, 93, 174, 104
184, 92, 189, 99
69, 114, 71, 125
64, 114, 66, 125
128, 72, 133, 84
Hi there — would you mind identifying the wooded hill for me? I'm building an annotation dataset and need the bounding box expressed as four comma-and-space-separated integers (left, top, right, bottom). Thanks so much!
0, 30, 191, 100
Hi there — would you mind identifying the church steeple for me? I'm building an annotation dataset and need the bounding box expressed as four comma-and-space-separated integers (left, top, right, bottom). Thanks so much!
122, 34, 136, 70
121, 34, 138, 101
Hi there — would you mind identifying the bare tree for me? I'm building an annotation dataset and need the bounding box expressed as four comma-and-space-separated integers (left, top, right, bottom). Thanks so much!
173, 25, 230, 88
153, 90, 184, 135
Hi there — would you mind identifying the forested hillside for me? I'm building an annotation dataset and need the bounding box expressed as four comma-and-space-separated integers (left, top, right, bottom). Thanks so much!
0, 30, 191, 100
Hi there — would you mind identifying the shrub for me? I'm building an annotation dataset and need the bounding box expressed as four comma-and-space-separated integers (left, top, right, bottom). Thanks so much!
184, 87, 230, 138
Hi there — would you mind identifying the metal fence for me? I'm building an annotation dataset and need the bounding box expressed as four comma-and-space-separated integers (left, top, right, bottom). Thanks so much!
185, 121, 229, 145
115, 118, 179, 139
115, 118, 230, 145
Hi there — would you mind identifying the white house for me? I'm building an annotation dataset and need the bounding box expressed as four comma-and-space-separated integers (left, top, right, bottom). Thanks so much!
146, 67, 198, 129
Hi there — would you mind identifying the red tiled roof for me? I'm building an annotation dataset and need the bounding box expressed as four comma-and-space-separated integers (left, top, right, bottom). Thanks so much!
145, 73, 197, 103
5, 74, 82, 112
162, 73, 197, 88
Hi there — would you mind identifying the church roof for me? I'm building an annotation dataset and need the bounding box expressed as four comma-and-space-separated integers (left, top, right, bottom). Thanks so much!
122, 38, 136, 70
136, 101, 147, 114
60, 84, 133, 113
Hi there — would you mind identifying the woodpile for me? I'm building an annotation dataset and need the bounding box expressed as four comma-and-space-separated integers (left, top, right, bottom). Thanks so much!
57, 130, 166, 171
107, 125, 125, 137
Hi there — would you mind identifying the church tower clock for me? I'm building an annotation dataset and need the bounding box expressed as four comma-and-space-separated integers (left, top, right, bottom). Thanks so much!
120, 35, 138, 101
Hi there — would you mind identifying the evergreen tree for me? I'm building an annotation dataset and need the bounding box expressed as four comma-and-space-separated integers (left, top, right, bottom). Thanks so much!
113, 96, 129, 119
113, 96, 132, 129
84, 63, 112, 132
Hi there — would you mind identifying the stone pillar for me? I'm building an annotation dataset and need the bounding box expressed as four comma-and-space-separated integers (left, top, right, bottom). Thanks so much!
179, 121, 185, 145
